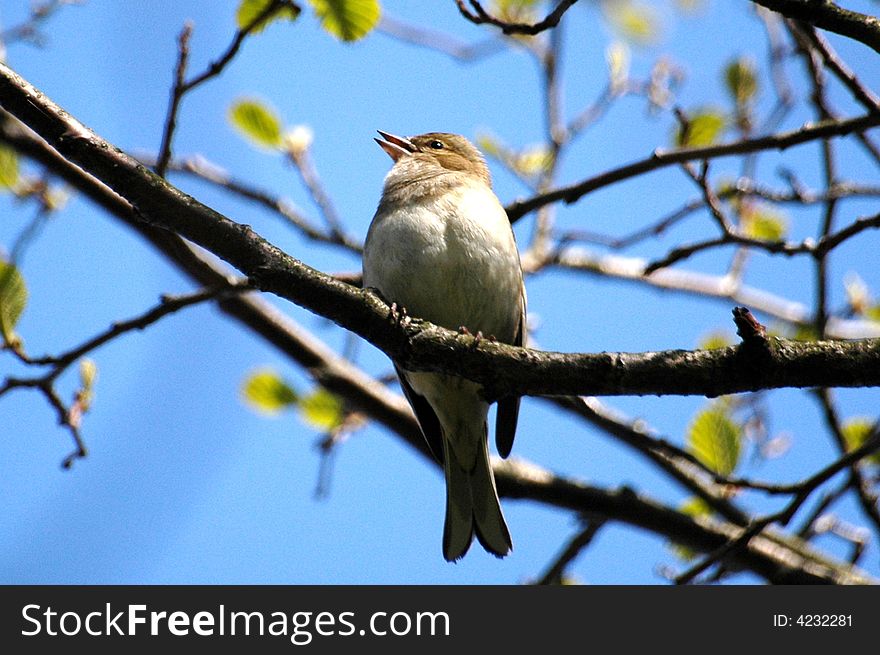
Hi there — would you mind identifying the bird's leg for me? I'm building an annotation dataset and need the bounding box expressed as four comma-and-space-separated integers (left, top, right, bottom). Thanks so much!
366, 286, 409, 326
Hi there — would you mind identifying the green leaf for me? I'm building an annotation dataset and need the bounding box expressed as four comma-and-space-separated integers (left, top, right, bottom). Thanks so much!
229, 99, 283, 148
0, 144, 20, 190
309, 0, 380, 42
242, 368, 299, 414
866, 305, 880, 322
475, 133, 502, 159
699, 331, 732, 351
841, 417, 880, 465
680, 496, 713, 518
602, 0, 660, 46
236, 0, 301, 34
298, 387, 344, 431
515, 144, 553, 176
494, 0, 540, 24
741, 204, 788, 241
676, 109, 726, 147
724, 57, 758, 107
0, 260, 27, 343
687, 405, 742, 476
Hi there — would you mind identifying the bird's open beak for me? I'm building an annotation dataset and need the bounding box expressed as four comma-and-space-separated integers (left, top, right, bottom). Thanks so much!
375, 130, 416, 162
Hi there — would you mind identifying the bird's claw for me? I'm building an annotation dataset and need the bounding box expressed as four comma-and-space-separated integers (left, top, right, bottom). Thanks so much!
458, 326, 484, 350
389, 302, 409, 326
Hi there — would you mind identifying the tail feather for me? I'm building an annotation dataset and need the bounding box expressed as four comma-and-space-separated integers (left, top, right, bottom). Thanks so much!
442, 441, 475, 561
470, 438, 512, 558
442, 430, 512, 562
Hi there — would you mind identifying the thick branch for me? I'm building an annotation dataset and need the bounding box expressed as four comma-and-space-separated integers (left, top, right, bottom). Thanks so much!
2, 62, 879, 402
750, 0, 880, 55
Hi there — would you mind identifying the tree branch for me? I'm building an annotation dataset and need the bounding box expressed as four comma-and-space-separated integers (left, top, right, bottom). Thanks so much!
2, 80, 873, 586
548, 246, 880, 339
2, 62, 879, 403
496, 458, 874, 584
505, 113, 880, 221
454, 0, 578, 36
749, 0, 880, 55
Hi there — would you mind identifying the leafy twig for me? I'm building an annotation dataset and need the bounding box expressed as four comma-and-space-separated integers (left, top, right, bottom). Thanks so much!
535, 518, 606, 584
154, 0, 300, 176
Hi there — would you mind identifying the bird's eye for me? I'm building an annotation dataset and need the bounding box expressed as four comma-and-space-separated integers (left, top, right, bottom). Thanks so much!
429, 140, 444, 150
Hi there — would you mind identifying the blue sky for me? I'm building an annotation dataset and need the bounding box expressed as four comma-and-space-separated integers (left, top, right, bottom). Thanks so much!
1, 1, 879, 584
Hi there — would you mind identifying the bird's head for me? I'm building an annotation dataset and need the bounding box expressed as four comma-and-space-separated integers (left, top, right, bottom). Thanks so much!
375, 131, 491, 186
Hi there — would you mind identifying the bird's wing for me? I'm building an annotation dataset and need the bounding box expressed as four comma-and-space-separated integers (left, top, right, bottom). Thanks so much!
395, 364, 445, 464
495, 287, 526, 459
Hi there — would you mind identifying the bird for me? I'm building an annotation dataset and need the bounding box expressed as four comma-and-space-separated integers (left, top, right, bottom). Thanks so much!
363, 131, 526, 561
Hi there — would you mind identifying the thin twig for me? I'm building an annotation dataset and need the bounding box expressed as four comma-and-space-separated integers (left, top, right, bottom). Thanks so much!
155, 22, 193, 177
545, 246, 880, 339
287, 148, 350, 245
181, 0, 299, 93
798, 25, 880, 114
814, 389, 880, 537
506, 113, 880, 222
455, 0, 578, 36
535, 518, 606, 584
675, 426, 880, 584
153, 0, 299, 177
0, 0, 79, 48
1, 282, 250, 467
151, 154, 362, 252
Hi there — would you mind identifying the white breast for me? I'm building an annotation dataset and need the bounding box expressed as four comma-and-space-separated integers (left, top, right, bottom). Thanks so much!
363, 182, 522, 343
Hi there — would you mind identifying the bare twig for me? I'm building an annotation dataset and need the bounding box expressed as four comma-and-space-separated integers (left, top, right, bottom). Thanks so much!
675, 426, 880, 584
797, 25, 880, 114
287, 147, 351, 245
153, 1, 300, 176
155, 22, 193, 177
1, 282, 247, 467
549, 395, 750, 526
455, 0, 578, 36
643, 210, 880, 274
556, 180, 880, 251
144, 154, 362, 253
545, 246, 880, 339
535, 518, 606, 584
0, 0, 79, 48
506, 112, 880, 222
814, 389, 880, 537
181, 0, 299, 92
